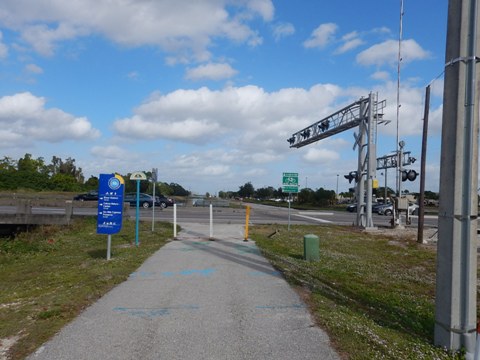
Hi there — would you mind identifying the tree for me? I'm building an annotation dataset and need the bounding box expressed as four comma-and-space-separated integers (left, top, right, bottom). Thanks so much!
255, 186, 274, 200
84, 176, 99, 189
298, 188, 315, 204
238, 182, 254, 198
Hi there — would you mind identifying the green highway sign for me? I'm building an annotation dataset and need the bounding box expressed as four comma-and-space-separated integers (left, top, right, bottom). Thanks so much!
282, 185, 299, 193
282, 172, 298, 186
282, 172, 299, 193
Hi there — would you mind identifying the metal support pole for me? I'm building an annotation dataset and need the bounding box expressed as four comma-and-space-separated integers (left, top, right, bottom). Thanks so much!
365, 93, 375, 229
135, 179, 140, 246
356, 101, 366, 227
107, 234, 111, 260
418, 85, 430, 244
288, 193, 291, 231
435, 0, 479, 354
152, 179, 156, 232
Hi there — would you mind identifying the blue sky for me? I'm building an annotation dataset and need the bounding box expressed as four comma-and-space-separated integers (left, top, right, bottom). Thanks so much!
0, 0, 448, 195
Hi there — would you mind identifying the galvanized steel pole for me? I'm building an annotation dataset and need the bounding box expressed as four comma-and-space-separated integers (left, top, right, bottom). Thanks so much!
435, 0, 479, 355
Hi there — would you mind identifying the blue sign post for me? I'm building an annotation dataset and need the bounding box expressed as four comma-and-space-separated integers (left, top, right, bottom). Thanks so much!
129, 172, 147, 246
97, 174, 125, 259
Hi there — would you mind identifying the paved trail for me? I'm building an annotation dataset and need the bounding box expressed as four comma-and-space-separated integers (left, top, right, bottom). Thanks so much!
28, 223, 339, 360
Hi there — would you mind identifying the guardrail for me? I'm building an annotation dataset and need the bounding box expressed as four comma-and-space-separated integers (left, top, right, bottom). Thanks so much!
1, 200, 74, 225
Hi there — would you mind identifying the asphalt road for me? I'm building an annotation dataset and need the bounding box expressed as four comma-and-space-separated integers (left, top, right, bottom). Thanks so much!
0, 202, 438, 228
27, 223, 340, 360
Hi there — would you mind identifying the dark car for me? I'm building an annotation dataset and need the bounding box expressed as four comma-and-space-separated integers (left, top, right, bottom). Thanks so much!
124, 193, 174, 209
124, 193, 156, 208
346, 203, 357, 212
73, 190, 99, 201
156, 195, 175, 208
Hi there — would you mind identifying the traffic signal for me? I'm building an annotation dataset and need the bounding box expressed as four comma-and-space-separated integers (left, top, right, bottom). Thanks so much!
301, 129, 311, 139
344, 171, 359, 184
401, 169, 418, 182
287, 136, 295, 145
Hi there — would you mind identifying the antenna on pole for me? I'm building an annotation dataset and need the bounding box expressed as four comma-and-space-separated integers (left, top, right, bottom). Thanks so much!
395, 0, 404, 196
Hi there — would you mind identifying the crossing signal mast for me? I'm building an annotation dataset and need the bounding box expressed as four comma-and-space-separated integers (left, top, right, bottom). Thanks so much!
288, 93, 389, 228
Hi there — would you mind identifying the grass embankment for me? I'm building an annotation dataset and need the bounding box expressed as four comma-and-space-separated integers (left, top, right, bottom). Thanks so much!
251, 225, 463, 360
0, 218, 173, 360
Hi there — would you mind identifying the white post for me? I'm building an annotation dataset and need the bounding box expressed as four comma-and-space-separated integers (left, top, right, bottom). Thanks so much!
173, 203, 177, 239
209, 203, 213, 240
152, 180, 156, 232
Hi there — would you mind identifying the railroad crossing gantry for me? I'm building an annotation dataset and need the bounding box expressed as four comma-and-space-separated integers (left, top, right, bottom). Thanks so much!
288, 93, 389, 229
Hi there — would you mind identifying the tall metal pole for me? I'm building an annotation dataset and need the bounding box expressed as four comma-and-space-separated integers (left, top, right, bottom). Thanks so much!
365, 93, 375, 228
395, 0, 404, 199
418, 85, 430, 244
356, 102, 366, 227
435, 0, 479, 355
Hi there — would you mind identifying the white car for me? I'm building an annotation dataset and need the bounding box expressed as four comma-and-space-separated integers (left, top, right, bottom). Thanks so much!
408, 203, 419, 215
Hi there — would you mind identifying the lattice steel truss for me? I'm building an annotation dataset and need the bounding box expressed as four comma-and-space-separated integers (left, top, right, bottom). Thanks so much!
288, 97, 387, 149
288, 94, 389, 228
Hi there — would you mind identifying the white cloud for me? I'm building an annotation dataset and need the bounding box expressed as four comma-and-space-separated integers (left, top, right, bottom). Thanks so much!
371, 71, 390, 81
303, 147, 340, 163
272, 22, 295, 41
90, 145, 131, 160
334, 31, 364, 54
0, 92, 100, 146
303, 23, 338, 49
25, 63, 43, 74
0, 0, 273, 60
185, 63, 238, 81
112, 84, 343, 147
356, 39, 431, 67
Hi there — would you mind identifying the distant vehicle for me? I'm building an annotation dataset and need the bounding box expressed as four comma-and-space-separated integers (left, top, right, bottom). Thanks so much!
408, 203, 419, 215
156, 195, 175, 208
124, 193, 172, 209
347, 202, 385, 213
73, 190, 99, 201
377, 203, 394, 215
346, 203, 357, 212
377, 203, 419, 216
193, 199, 207, 207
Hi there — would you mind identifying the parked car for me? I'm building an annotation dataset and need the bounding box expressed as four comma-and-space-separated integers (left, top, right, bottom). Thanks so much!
73, 190, 99, 201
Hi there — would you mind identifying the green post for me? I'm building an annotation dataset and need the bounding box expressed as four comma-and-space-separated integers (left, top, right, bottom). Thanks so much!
303, 234, 319, 261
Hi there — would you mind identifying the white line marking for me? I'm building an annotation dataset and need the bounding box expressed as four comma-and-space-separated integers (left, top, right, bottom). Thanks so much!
297, 212, 334, 216
293, 214, 333, 223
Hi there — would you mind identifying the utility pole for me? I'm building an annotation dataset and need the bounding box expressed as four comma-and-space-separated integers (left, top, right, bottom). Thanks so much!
417, 85, 430, 244
435, 0, 479, 357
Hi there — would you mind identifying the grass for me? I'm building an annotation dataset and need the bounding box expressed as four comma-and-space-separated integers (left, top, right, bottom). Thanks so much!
250, 224, 464, 360
0, 217, 173, 360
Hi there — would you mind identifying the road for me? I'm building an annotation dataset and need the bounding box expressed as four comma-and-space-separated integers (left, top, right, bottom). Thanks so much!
0, 202, 438, 228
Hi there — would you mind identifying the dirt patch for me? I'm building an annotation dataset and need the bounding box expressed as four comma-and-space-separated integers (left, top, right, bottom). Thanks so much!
0, 334, 21, 360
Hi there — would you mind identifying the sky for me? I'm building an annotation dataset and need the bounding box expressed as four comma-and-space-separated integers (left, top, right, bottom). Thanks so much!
0, 0, 449, 195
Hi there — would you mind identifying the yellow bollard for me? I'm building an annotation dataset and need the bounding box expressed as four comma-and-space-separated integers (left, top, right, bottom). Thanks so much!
244, 206, 251, 241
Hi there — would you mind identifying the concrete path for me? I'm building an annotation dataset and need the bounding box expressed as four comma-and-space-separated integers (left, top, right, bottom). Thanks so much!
27, 223, 340, 360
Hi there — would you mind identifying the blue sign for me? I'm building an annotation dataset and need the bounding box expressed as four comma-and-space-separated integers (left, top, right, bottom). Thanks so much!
97, 174, 125, 234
